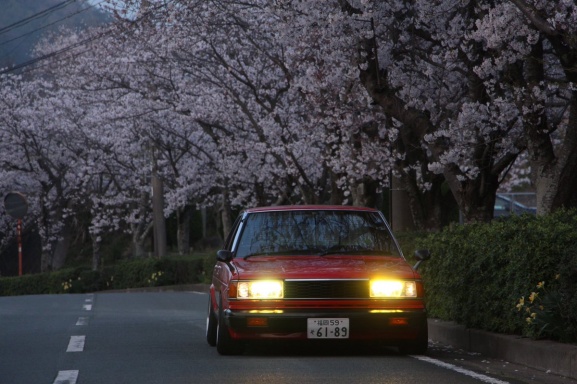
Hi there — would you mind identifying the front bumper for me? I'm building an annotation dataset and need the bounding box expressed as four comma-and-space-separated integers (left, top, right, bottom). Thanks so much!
224, 307, 427, 342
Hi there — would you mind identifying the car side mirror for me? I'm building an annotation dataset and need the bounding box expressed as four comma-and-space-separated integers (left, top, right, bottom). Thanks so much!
217, 250, 234, 262
413, 249, 431, 270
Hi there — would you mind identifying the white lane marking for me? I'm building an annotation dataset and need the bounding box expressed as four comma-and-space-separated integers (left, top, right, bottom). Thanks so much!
192, 291, 207, 295
66, 336, 86, 352
412, 355, 510, 384
83, 294, 94, 309
76, 317, 89, 326
53, 370, 79, 384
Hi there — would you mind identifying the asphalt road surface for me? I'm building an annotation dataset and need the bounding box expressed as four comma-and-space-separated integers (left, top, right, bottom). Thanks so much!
0, 290, 574, 384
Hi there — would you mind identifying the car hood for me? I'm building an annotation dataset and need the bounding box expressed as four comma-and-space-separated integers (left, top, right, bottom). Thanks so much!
232, 256, 418, 280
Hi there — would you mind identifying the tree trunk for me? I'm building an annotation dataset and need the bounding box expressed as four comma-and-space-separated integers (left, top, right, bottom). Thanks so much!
132, 228, 148, 258
51, 222, 71, 270
531, 96, 577, 213
151, 172, 167, 258
131, 190, 152, 258
177, 205, 191, 255
524, 36, 577, 213
39, 197, 70, 272
220, 189, 232, 240
91, 234, 102, 271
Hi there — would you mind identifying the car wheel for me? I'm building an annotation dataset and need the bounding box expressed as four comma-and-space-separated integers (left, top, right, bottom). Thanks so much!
206, 296, 217, 346
216, 300, 243, 355
399, 322, 428, 355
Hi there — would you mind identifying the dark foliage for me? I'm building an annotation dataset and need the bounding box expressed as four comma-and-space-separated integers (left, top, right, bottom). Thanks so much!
0, 255, 213, 296
401, 210, 577, 343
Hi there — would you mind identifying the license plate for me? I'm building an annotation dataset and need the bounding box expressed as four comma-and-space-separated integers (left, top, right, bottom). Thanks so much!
307, 318, 349, 339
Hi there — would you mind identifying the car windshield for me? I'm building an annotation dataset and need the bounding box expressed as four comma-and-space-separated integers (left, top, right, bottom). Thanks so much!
234, 210, 401, 258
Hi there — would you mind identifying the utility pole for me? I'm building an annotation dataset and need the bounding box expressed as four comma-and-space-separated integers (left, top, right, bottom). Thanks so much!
390, 176, 415, 232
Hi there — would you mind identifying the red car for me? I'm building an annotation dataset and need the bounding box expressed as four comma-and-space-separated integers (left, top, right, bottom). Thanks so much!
206, 205, 430, 355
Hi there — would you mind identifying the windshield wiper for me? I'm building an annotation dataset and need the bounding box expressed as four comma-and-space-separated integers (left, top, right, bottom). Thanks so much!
243, 253, 270, 260
243, 249, 315, 259
319, 245, 378, 256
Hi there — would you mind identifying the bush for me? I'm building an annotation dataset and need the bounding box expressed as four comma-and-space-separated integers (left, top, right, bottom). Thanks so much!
0, 254, 215, 296
415, 209, 577, 343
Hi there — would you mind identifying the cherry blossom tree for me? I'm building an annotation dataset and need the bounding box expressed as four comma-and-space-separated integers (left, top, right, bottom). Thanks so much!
5, 0, 577, 274
356, 0, 577, 217
113, 0, 398, 229
43, 26, 169, 261
483, 0, 577, 214
0, 73, 90, 271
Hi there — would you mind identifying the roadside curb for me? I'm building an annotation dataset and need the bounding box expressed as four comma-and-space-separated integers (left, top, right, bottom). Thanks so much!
428, 318, 577, 380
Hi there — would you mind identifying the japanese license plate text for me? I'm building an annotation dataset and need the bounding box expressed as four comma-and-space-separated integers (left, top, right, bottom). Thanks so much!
307, 318, 349, 339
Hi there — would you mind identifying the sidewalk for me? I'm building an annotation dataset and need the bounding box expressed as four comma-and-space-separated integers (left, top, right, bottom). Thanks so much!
428, 318, 577, 381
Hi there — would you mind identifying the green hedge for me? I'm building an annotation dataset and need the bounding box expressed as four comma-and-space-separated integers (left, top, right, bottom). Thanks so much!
0, 255, 215, 296
5, 216, 577, 344
410, 210, 577, 343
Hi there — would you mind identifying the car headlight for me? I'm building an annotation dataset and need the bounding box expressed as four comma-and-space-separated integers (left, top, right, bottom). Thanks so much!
237, 280, 284, 299
370, 280, 417, 298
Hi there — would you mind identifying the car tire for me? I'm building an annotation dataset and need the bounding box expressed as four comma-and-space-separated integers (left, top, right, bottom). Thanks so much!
216, 300, 243, 355
206, 296, 217, 346
399, 322, 428, 355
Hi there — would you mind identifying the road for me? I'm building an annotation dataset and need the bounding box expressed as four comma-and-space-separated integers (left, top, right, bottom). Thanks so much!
0, 290, 573, 384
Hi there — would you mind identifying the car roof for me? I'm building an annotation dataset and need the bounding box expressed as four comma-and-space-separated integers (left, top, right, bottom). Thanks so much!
243, 205, 380, 213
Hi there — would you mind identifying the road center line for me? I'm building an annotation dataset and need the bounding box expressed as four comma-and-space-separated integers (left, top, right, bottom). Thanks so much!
83, 304, 92, 311
412, 355, 510, 384
53, 370, 79, 384
76, 317, 89, 326
66, 336, 86, 352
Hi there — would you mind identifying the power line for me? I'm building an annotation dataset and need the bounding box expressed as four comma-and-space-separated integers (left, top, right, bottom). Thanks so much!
0, 0, 77, 36
0, 1, 106, 47
0, 27, 115, 75
0, 1, 172, 76
0, 0, 80, 63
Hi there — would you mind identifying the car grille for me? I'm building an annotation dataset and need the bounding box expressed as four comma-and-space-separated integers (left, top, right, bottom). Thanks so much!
283, 279, 369, 299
